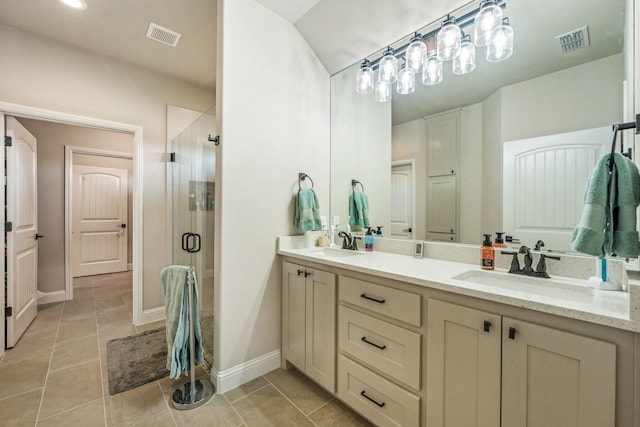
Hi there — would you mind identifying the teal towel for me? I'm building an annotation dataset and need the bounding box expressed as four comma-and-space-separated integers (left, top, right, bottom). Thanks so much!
349, 191, 370, 230
160, 265, 204, 379
571, 153, 640, 258
294, 188, 322, 232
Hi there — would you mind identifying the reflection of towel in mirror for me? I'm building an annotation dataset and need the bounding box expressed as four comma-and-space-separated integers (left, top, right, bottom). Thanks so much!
571, 153, 640, 258
349, 191, 370, 230
160, 265, 203, 379
294, 188, 322, 232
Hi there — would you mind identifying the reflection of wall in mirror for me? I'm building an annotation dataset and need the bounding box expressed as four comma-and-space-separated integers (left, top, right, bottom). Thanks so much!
391, 53, 623, 245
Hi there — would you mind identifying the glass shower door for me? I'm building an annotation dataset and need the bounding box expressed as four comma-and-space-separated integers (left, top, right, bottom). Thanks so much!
170, 107, 215, 369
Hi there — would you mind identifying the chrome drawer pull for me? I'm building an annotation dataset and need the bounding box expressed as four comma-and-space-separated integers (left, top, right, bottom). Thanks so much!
361, 336, 386, 350
360, 293, 385, 304
360, 390, 385, 408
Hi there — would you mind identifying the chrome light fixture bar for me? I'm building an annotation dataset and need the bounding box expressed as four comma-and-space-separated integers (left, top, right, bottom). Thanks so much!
356, 0, 511, 102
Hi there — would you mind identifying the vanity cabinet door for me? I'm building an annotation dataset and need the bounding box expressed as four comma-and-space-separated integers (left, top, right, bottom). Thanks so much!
282, 261, 336, 392
305, 268, 336, 392
282, 262, 307, 370
502, 318, 616, 427
426, 299, 501, 427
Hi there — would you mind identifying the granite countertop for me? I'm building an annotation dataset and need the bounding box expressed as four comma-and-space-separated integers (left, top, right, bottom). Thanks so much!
278, 241, 640, 333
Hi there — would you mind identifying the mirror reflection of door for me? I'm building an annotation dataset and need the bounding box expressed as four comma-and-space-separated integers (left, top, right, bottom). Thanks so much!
391, 162, 414, 239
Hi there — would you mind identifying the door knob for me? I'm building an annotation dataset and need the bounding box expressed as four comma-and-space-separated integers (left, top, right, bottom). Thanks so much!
120, 224, 127, 228
35, 234, 45, 240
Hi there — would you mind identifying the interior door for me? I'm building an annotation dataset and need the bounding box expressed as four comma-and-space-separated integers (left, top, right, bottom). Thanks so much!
5, 116, 38, 347
72, 165, 128, 277
390, 163, 413, 239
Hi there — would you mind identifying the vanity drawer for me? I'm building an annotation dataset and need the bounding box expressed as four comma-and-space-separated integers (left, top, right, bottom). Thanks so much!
339, 276, 421, 326
338, 354, 420, 427
339, 306, 421, 390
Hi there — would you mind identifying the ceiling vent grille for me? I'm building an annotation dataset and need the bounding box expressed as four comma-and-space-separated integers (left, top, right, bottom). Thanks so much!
555, 26, 590, 54
146, 22, 181, 47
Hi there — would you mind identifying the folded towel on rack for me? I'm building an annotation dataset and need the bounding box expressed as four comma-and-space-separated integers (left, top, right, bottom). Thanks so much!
349, 191, 370, 230
571, 153, 640, 258
294, 188, 322, 232
160, 265, 203, 379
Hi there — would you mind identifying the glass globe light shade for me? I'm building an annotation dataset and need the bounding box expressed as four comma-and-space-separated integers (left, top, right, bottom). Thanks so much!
487, 18, 514, 62
355, 61, 374, 94
437, 16, 461, 61
473, 0, 502, 46
422, 55, 443, 85
397, 65, 416, 95
405, 35, 427, 72
378, 48, 398, 84
374, 79, 392, 103
453, 36, 476, 74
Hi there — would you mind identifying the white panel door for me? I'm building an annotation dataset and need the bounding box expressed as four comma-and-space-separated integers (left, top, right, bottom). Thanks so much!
390, 164, 413, 239
72, 165, 128, 277
6, 116, 38, 347
503, 127, 610, 252
427, 175, 457, 234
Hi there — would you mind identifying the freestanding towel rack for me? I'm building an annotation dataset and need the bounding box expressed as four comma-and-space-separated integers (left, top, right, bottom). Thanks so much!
172, 265, 215, 410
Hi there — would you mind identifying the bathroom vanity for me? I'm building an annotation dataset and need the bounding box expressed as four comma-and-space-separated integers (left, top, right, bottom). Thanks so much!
279, 239, 640, 427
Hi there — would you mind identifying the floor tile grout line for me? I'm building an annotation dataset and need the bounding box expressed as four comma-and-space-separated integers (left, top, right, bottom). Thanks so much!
306, 396, 336, 417
88, 276, 110, 427
225, 392, 249, 426
34, 299, 64, 424
36, 396, 104, 423
261, 374, 321, 425
157, 380, 180, 427
223, 381, 272, 404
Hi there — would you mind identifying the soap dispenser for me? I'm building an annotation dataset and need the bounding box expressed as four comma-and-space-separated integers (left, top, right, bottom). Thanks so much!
494, 232, 506, 248
481, 234, 495, 270
375, 226, 383, 237
365, 227, 374, 252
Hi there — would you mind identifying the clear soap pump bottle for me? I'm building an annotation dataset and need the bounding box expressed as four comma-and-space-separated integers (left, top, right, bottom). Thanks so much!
481, 234, 495, 270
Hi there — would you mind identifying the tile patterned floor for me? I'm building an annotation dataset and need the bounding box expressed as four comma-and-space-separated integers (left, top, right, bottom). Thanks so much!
0, 272, 373, 426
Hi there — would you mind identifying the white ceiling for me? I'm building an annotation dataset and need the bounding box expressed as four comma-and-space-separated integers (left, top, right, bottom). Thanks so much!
0, 0, 626, 124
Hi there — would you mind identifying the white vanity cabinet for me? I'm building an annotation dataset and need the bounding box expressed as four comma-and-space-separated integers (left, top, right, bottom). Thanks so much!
426, 299, 616, 427
337, 276, 422, 427
281, 261, 336, 392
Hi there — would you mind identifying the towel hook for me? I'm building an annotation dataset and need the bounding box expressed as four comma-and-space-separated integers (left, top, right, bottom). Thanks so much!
298, 172, 314, 189
609, 114, 640, 171
351, 179, 365, 192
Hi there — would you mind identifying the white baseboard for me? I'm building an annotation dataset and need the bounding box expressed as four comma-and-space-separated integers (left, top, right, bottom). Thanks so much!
138, 306, 165, 325
211, 350, 281, 394
37, 290, 66, 305
127, 263, 133, 271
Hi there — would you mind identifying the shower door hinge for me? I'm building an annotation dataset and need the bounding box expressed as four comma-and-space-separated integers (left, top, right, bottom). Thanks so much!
169, 152, 176, 162
5, 307, 12, 318
4, 136, 11, 147
5, 222, 12, 232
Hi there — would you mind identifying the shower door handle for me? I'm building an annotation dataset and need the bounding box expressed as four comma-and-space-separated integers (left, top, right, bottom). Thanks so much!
181, 232, 202, 253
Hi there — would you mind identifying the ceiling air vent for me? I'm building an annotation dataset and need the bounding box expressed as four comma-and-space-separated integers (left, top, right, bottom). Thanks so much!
555, 26, 590, 54
146, 22, 181, 47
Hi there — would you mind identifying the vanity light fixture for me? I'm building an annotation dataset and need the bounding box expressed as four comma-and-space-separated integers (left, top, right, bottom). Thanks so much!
355, 59, 375, 94
437, 16, 462, 61
354, 0, 512, 101
59, 0, 87, 10
487, 17, 514, 62
378, 47, 399, 84
453, 34, 476, 75
473, 0, 503, 46
397, 61, 416, 95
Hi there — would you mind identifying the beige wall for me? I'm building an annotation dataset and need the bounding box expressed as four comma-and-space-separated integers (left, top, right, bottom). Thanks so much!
0, 23, 214, 312
19, 118, 133, 293
216, 0, 330, 373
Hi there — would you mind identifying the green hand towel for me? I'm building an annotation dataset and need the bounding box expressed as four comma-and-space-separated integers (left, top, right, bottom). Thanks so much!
349, 191, 370, 230
610, 154, 640, 258
294, 188, 321, 232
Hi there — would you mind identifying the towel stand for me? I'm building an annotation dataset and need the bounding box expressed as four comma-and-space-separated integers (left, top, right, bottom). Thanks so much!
172, 265, 215, 410
609, 114, 640, 171
298, 172, 314, 189
351, 179, 365, 192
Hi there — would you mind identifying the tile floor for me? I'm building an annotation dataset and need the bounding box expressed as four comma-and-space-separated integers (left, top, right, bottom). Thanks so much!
0, 272, 373, 426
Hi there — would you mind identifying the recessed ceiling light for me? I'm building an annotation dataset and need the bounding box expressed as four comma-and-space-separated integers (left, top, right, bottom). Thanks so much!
59, 0, 87, 10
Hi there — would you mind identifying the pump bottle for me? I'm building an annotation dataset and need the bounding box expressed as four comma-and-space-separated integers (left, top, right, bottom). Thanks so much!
365, 227, 374, 252
481, 234, 495, 270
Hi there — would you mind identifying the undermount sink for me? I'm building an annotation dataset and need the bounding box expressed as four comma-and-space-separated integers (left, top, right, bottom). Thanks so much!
452, 269, 594, 303
312, 247, 365, 258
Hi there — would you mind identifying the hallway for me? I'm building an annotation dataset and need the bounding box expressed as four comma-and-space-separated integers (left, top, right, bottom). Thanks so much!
0, 272, 371, 426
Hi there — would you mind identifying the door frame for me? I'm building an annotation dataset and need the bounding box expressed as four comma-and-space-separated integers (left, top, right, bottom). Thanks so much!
65, 147, 133, 296
0, 102, 144, 354
391, 159, 416, 240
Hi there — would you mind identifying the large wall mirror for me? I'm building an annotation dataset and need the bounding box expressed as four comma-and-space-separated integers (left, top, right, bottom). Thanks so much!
330, 0, 633, 252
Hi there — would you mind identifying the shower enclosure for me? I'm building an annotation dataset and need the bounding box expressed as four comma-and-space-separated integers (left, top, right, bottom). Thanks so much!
169, 107, 216, 369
